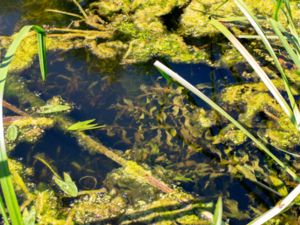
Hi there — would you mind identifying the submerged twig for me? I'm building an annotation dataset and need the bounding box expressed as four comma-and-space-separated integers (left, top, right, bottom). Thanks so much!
3, 100, 29, 116
45, 9, 84, 19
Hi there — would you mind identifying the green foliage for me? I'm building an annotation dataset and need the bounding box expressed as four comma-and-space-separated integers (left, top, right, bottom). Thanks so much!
0, 25, 48, 225
213, 196, 223, 225
68, 119, 104, 131
22, 207, 36, 225
0, 194, 9, 225
53, 173, 78, 197
6, 125, 18, 142
37, 104, 71, 114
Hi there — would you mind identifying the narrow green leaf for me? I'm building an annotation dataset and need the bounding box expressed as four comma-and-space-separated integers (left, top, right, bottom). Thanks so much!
213, 196, 223, 225
34, 26, 47, 81
68, 119, 105, 131
0, 25, 38, 225
233, 0, 300, 129
0, 194, 9, 225
269, 18, 300, 70
273, 0, 283, 21
157, 68, 171, 82
210, 19, 293, 122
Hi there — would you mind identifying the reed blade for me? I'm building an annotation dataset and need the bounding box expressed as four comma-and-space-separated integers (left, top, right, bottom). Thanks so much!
210, 19, 294, 122
34, 26, 47, 81
234, 0, 300, 129
213, 196, 223, 225
0, 25, 48, 225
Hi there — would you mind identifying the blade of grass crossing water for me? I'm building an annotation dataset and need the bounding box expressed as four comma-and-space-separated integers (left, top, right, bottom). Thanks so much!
269, 18, 300, 69
234, 0, 300, 129
213, 196, 223, 225
210, 19, 294, 122
154, 61, 299, 181
0, 25, 47, 225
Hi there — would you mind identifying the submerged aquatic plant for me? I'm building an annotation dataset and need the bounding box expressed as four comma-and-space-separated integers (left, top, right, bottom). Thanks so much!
0, 26, 47, 225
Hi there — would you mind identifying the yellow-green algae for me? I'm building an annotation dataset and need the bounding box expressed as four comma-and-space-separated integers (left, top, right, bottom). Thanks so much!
221, 78, 300, 149
2, 0, 300, 69
7, 117, 55, 144
178, 0, 300, 38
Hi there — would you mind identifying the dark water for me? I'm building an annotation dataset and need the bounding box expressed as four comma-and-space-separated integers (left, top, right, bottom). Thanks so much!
0, 1, 275, 224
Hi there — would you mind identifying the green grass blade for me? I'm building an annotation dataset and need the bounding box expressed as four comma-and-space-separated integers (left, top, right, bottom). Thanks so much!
269, 18, 300, 69
213, 196, 223, 225
0, 194, 9, 225
237, 35, 278, 40
33, 26, 47, 81
273, 0, 283, 21
154, 60, 299, 182
234, 0, 300, 129
0, 25, 48, 225
210, 19, 294, 122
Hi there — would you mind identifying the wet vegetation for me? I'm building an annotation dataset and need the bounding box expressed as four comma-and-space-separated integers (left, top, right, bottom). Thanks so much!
1, 0, 300, 224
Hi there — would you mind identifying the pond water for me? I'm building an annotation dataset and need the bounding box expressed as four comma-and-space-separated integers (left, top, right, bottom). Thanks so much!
0, 0, 284, 224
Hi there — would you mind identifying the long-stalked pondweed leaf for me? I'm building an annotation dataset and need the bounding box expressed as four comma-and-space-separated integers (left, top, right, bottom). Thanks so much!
233, 0, 300, 129
0, 25, 48, 225
153, 61, 299, 181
